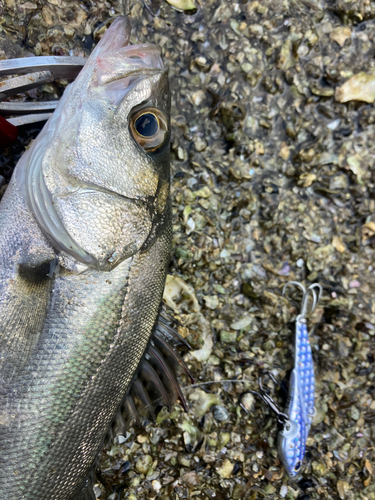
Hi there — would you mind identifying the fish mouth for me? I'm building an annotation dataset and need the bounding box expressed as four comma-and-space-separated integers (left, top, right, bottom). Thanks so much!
93, 17, 165, 87
90, 18, 167, 110
97, 44, 165, 86
95, 45, 167, 107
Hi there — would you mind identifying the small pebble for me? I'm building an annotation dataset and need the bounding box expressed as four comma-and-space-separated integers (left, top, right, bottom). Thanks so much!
181, 471, 199, 486
152, 480, 161, 493
279, 484, 288, 498
212, 405, 229, 422
241, 392, 255, 412
135, 455, 152, 475
93, 485, 101, 498
350, 406, 360, 421
230, 316, 252, 330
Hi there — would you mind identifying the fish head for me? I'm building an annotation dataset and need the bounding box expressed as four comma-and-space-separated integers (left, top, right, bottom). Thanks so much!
25, 17, 171, 272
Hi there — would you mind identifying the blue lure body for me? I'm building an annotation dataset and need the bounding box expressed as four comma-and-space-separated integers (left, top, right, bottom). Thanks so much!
277, 282, 322, 477
239, 282, 322, 477
278, 314, 316, 476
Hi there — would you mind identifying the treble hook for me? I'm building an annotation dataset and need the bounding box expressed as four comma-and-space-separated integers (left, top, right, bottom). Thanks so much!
308, 282, 323, 304
282, 281, 323, 318
239, 373, 290, 427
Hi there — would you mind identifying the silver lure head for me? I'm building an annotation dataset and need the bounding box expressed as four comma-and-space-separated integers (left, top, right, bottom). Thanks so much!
278, 418, 302, 477
24, 17, 171, 272
277, 369, 309, 477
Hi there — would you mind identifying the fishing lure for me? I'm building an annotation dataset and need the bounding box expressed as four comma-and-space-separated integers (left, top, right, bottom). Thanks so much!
241, 282, 322, 477
278, 281, 322, 476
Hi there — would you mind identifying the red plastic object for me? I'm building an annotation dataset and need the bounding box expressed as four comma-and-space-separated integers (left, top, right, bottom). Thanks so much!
0, 115, 18, 148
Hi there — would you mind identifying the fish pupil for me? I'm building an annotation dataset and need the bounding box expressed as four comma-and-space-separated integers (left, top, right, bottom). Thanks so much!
135, 113, 158, 137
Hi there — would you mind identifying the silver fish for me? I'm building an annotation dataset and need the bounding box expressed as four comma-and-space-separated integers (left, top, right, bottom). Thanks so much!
0, 17, 172, 499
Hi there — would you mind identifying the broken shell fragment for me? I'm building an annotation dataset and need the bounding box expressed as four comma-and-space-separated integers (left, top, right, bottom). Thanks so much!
166, 0, 196, 12
335, 71, 375, 103
188, 389, 222, 418
216, 459, 234, 478
330, 27, 351, 47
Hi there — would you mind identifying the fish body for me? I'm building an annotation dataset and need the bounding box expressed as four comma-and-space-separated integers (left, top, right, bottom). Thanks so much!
0, 17, 171, 499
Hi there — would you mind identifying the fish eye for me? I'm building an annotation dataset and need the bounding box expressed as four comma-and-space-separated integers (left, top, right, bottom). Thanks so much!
135, 113, 159, 137
294, 461, 301, 472
130, 108, 168, 152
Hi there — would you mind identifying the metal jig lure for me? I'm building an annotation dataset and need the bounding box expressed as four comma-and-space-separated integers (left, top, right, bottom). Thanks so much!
240, 282, 323, 477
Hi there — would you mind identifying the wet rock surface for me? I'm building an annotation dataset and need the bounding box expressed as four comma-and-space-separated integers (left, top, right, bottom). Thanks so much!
1, 0, 375, 499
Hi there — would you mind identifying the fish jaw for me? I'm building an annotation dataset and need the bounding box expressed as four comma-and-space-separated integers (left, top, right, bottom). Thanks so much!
23, 17, 171, 271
